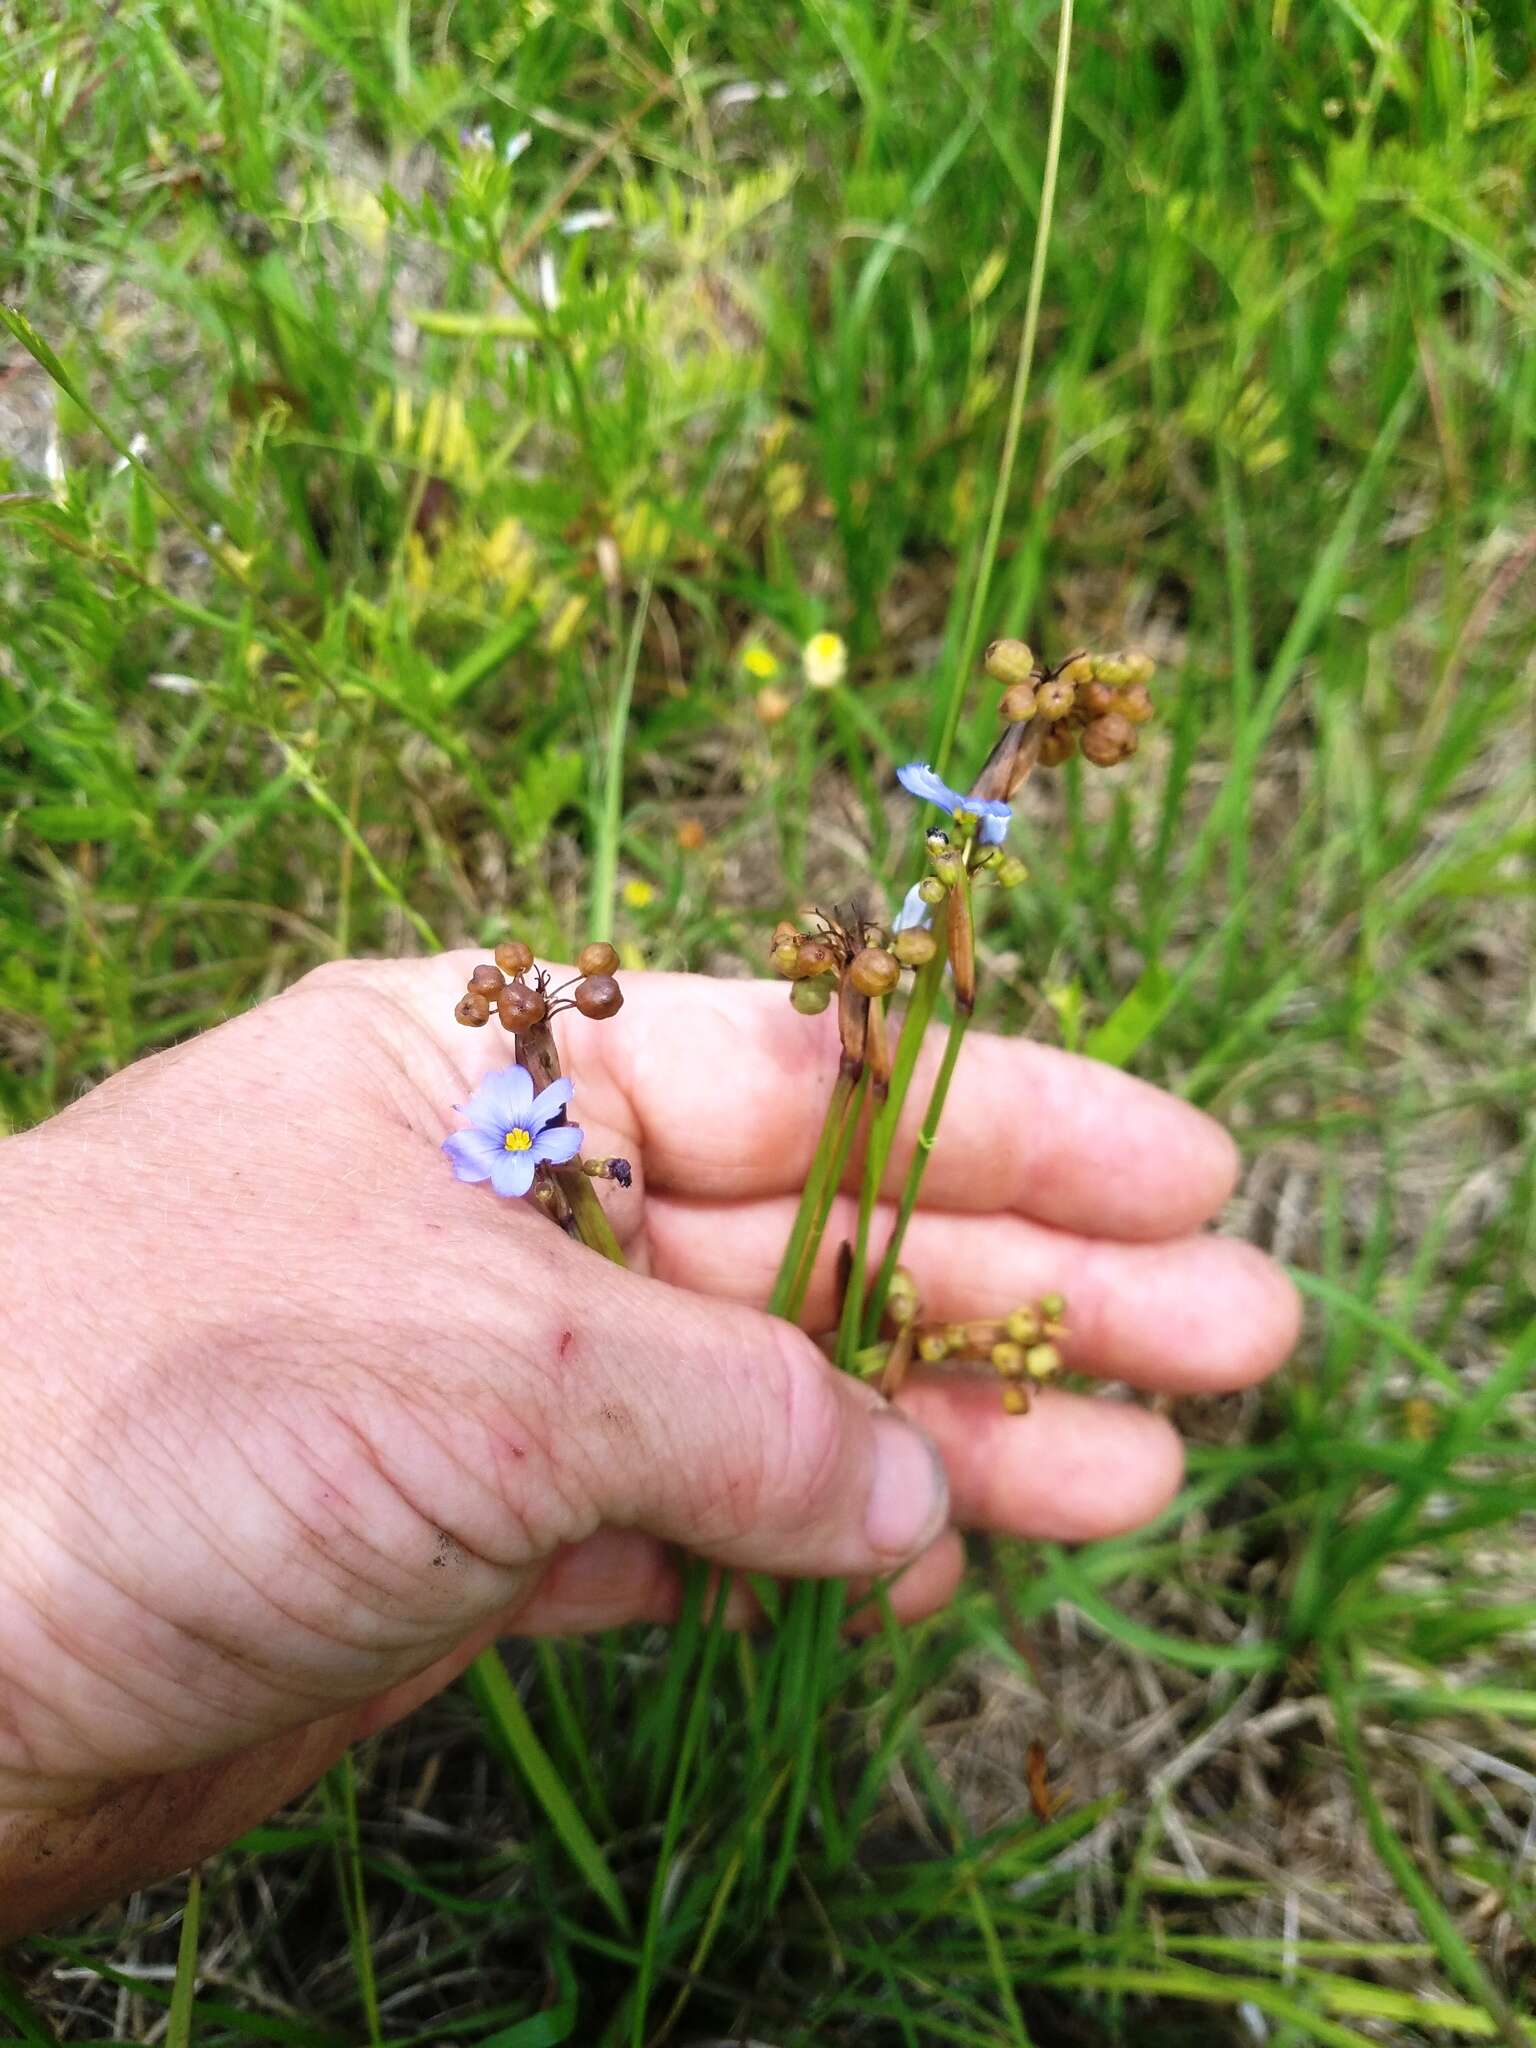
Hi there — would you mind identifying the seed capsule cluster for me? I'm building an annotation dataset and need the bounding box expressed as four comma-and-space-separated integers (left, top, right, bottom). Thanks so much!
452, 939, 626, 1033
983, 638, 1156, 770
914, 1292, 1070, 1415
769, 908, 914, 1086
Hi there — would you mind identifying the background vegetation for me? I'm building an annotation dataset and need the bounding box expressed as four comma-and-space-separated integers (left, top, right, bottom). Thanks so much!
1, 0, 1532, 2041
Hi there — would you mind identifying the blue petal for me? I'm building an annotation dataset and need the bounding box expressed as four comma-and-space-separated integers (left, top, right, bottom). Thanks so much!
894, 884, 934, 932
529, 1076, 574, 1131
978, 809, 1010, 846
529, 1123, 583, 1168
464, 1063, 534, 1133
490, 1149, 537, 1198
897, 761, 967, 811
443, 1129, 502, 1182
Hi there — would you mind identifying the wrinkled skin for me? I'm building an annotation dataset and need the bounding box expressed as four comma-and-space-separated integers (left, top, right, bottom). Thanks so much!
0, 957, 1297, 1934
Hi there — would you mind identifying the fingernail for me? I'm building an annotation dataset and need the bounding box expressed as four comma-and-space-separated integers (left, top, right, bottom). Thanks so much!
865, 1413, 948, 1558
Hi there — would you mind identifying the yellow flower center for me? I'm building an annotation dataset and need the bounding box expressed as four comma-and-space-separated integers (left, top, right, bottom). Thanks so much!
504, 1128, 533, 1152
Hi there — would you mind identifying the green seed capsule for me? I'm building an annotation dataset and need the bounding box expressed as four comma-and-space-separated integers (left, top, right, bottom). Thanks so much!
791, 977, 832, 1014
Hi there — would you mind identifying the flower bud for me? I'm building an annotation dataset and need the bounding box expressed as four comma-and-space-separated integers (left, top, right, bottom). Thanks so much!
886, 1268, 920, 1328
924, 827, 951, 856
1035, 677, 1075, 721
999, 682, 1038, 722
573, 973, 623, 1019
468, 963, 506, 996
984, 637, 1035, 687
918, 876, 947, 906
1039, 1292, 1066, 1320
1005, 1306, 1041, 1346
1081, 711, 1136, 767
849, 946, 900, 998
495, 940, 535, 976
893, 926, 937, 967
455, 992, 492, 1027
1118, 682, 1155, 725
991, 1340, 1027, 1380
1025, 1342, 1062, 1380
790, 977, 832, 1015
578, 941, 620, 977
1039, 725, 1078, 767
497, 981, 547, 1031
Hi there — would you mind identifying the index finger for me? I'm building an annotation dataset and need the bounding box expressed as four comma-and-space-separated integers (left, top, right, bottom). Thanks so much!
385, 957, 1238, 1244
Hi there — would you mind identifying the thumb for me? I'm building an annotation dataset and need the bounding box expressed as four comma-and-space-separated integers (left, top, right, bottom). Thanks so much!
570, 1259, 950, 1577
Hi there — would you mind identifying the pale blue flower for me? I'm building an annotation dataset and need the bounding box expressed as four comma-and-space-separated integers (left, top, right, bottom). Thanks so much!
443, 1066, 583, 1198
895, 883, 933, 932
896, 762, 1011, 845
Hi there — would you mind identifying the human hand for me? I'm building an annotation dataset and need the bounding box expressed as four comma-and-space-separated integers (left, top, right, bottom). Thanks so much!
0, 955, 1296, 1932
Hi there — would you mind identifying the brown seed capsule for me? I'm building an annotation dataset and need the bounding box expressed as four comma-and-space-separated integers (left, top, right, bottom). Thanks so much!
790, 977, 832, 1015
796, 938, 837, 979
578, 941, 620, 977
676, 816, 706, 852
1082, 711, 1136, 767
1078, 678, 1118, 719
772, 919, 801, 951
849, 946, 900, 998
455, 992, 491, 1027
1035, 676, 1075, 721
495, 940, 535, 976
1039, 725, 1078, 767
496, 981, 548, 1032
574, 974, 623, 1019
892, 926, 937, 968
1118, 682, 1155, 725
984, 637, 1035, 687
1000, 682, 1039, 722
468, 962, 506, 996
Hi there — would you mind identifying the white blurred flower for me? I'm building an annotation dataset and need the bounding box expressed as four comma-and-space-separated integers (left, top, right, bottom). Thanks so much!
802, 630, 846, 689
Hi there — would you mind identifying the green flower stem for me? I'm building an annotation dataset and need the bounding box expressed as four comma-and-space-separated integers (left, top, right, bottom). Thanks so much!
835, 941, 948, 1363
768, 1064, 859, 1320
866, 1003, 971, 1329
557, 1166, 627, 1266
780, 1068, 869, 1326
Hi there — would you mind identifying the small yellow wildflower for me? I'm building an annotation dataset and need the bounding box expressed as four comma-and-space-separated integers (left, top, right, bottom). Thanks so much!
742, 644, 779, 680
803, 631, 847, 690
621, 879, 655, 910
